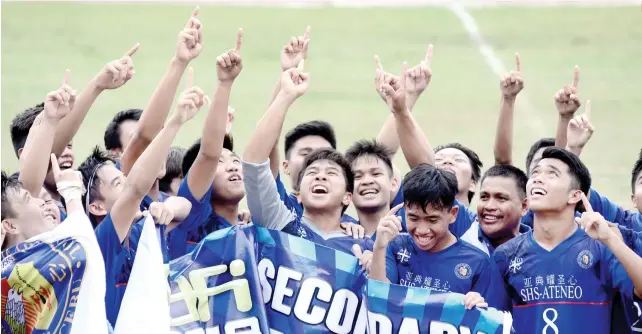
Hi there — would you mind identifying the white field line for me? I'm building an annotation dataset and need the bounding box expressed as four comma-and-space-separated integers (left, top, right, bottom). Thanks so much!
450, 2, 546, 135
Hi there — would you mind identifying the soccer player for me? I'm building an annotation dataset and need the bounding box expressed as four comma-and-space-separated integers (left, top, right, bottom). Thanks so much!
167, 32, 247, 260
104, 108, 143, 159
83, 76, 205, 327
461, 164, 531, 256
494, 147, 642, 333
369, 164, 505, 310
243, 63, 371, 255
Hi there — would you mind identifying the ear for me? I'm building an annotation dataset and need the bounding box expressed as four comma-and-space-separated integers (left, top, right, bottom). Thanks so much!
282, 160, 290, 176
520, 197, 528, 217
17, 147, 23, 159
342, 192, 353, 207
88, 202, 108, 217
632, 194, 637, 209
390, 174, 400, 195
448, 205, 459, 224
568, 189, 583, 207
295, 191, 302, 204
2, 220, 20, 235
468, 179, 477, 193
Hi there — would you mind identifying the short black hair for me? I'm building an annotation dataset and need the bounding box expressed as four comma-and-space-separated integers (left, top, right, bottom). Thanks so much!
526, 138, 555, 173
345, 139, 394, 175
296, 148, 354, 214
78, 147, 115, 225
402, 164, 457, 212
1, 171, 23, 222
104, 109, 143, 150
10, 103, 44, 157
160, 147, 186, 193
539, 147, 591, 211
284, 121, 337, 158
434, 142, 483, 202
481, 164, 528, 199
182, 134, 234, 176
632, 149, 642, 194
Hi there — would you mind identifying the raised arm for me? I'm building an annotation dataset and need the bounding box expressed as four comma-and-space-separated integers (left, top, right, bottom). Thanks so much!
120, 7, 203, 175
381, 63, 432, 169
110, 80, 207, 242
244, 61, 309, 164
493, 53, 523, 165
186, 30, 243, 200
52, 44, 138, 157
554, 66, 581, 148
376, 45, 433, 155
565, 100, 594, 156
19, 70, 76, 196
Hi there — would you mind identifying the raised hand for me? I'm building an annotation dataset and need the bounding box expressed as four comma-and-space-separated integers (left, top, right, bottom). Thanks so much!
281, 25, 311, 71
374, 55, 401, 102
405, 44, 433, 96
44, 70, 76, 122
175, 7, 204, 63
217, 29, 244, 82
566, 100, 594, 150
576, 193, 617, 243
95, 43, 140, 90
380, 63, 408, 114
147, 202, 175, 226
500, 53, 523, 98
280, 60, 310, 98
373, 204, 403, 250
50, 153, 83, 187
554, 66, 581, 116
172, 67, 209, 124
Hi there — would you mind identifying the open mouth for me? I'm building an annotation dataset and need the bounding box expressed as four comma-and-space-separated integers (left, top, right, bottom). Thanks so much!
228, 174, 242, 182
530, 187, 547, 197
414, 234, 434, 248
311, 185, 329, 194
481, 213, 502, 223
359, 188, 379, 196
59, 161, 73, 169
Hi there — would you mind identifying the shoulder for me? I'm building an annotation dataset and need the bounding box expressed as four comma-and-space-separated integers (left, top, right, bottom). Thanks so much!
495, 231, 530, 255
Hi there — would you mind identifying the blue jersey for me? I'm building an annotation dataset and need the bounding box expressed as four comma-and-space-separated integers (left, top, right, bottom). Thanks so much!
276, 172, 358, 224
385, 234, 507, 310
391, 182, 476, 237
95, 213, 145, 327
613, 227, 642, 333
246, 160, 373, 255
461, 220, 532, 256
494, 227, 635, 334
522, 189, 642, 232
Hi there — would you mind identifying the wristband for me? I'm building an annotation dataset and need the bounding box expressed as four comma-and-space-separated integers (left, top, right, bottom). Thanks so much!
57, 180, 85, 203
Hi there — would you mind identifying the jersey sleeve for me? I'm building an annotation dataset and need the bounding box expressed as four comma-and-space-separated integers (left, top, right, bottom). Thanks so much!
174, 173, 213, 232
243, 159, 297, 231
588, 188, 637, 228
385, 243, 399, 284
601, 245, 636, 300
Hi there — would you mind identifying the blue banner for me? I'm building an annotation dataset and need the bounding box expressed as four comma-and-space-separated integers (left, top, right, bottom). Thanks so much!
1, 238, 87, 334
168, 225, 513, 333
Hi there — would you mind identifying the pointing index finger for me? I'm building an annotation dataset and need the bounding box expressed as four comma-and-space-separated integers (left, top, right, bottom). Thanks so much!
425, 44, 434, 67
580, 192, 593, 213
235, 28, 243, 52
401, 62, 408, 89
62, 69, 70, 86
191, 6, 200, 18
351, 244, 363, 258
572, 65, 580, 89
389, 203, 404, 216
515, 52, 521, 72
125, 43, 140, 57
303, 25, 311, 40
374, 55, 383, 71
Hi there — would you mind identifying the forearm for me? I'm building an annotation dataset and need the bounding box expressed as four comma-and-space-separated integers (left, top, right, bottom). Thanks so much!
494, 96, 515, 165
19, 115, 59, 196
163, 196, 192, 221
376, 93, 420, 155
53, 80, 103, 156
555, 115, 572, 148
200, 81, 231, 158
395, 110, 434, 168
606, 237, 642, 298
244, 92, 294, 164
370, 247, 390, 283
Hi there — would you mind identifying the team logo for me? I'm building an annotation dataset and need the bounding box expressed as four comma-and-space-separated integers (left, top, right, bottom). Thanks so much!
577, 250, 594, 269
508, 257, 523, 274
396, 249, 411, 263
454, 263, 472, 279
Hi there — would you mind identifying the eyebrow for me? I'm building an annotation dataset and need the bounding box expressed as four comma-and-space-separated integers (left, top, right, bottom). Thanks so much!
110, 176, 121, 187
549, 165, 562, 174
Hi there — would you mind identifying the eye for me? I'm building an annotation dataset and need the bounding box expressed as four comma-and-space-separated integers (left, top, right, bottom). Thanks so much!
354, 174, 362, 180
480, 194, 489, 200
547, 170, 558, 177
455, 158, 466, 163
373, 172, 383, 177
328, 170, 337, 176
233, 158, 241, 164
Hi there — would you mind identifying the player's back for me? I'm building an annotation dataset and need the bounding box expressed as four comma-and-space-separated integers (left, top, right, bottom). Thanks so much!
494, 228, 633, 334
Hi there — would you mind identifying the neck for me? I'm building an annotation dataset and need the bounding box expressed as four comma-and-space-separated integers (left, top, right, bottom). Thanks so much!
303, 208, 343, 234
533, 208, 577, 250
356, 206, 389, 237
431, 232, 458, 253
148, 180, 160, 201
487, 222, 521, 249
455, 192, 469, 207
211, 200, 240, 225
4, 235, 25, 250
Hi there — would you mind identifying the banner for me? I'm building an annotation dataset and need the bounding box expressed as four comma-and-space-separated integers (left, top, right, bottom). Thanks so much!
1, 212, 107, 334
168, 225, 513, 334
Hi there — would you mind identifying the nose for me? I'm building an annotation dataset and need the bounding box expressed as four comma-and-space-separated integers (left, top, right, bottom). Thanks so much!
315, 173, 328, 181
361, 173, 374, 185
226, 162, 239, 172
484, 198, 499, 210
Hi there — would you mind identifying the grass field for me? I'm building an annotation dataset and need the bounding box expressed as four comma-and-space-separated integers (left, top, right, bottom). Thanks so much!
2, 3, 641, 210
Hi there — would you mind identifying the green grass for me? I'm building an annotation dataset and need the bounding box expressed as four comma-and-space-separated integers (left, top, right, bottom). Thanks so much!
2, 4, 640, 209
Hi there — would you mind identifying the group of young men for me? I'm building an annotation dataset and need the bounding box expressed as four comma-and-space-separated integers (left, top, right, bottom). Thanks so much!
2, 6, 642, 333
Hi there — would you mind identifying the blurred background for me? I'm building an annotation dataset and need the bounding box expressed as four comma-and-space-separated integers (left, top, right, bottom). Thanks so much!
2, 0, 641, 210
